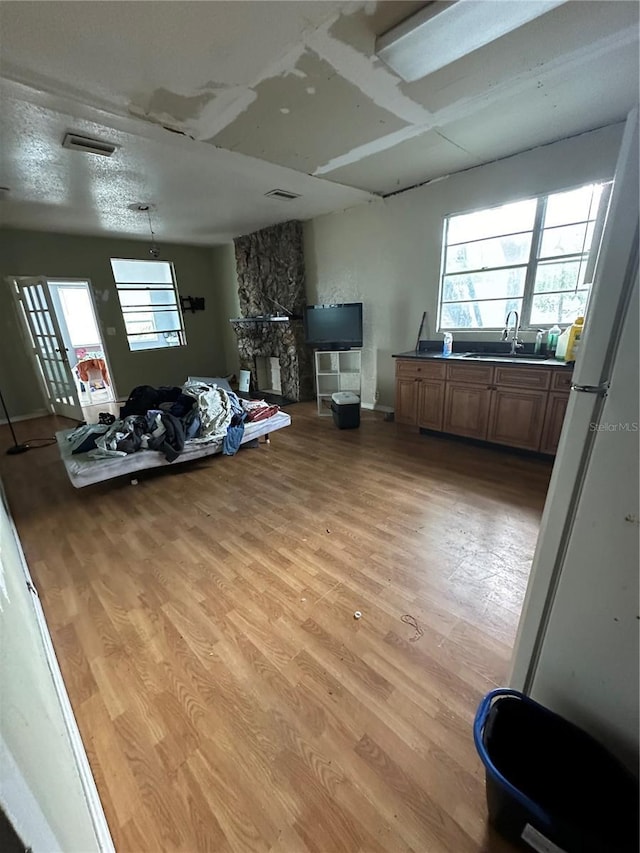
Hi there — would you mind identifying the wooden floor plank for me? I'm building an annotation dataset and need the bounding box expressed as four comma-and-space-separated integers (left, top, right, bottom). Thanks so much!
0, 404, 552, 852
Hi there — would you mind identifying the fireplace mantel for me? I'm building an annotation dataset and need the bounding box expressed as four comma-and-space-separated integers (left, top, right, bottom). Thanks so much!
229, 315, 292, 326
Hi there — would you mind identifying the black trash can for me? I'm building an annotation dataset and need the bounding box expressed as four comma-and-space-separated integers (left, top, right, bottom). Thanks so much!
474, 688, 639, 853
331, 392, 360, 429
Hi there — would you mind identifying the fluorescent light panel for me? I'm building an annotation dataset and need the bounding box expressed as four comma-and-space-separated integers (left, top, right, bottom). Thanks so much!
376, 0, 568, 83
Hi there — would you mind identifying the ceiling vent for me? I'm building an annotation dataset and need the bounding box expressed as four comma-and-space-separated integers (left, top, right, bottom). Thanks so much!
264, 189, 301, 201
62, 132, 117, 157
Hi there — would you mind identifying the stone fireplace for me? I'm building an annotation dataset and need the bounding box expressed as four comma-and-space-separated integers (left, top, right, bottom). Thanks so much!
232, 220, 314, 402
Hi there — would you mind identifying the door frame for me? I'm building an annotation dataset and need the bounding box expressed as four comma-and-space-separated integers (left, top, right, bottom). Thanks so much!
45, 277, 118, 403
7, 276, 118, 419
8, 275, 83, 420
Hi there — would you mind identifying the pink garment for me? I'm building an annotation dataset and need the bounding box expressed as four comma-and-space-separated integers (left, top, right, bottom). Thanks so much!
75, 357, 110, 386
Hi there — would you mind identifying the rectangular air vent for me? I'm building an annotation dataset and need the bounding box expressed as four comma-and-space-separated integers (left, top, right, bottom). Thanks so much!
62, 132, 117, 157
264, 189, 301, 201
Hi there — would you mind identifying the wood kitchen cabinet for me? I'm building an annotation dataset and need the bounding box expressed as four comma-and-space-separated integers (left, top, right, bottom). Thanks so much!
540, 391, 570, 455
394, 356, 573, 455
395, 377, 420, 425
486, 387, 549, 450
442, 361, 493, 439
394, 360, 446, 427
418, 380, 445, 431
443, 382, 492, 439
485, 365, 551, 450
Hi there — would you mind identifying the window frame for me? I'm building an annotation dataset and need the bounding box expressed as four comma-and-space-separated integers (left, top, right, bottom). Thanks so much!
437, 182, 612, 332
109, 258, 187, 352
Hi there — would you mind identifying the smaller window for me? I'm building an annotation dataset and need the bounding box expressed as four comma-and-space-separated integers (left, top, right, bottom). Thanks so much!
110, 258, 186, 351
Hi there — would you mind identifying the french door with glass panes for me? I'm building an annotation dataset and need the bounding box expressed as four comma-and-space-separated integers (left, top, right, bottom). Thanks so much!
11, 276, 83, 420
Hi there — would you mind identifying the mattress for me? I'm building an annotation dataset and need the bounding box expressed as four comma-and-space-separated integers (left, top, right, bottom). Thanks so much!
56, 410, 291, 488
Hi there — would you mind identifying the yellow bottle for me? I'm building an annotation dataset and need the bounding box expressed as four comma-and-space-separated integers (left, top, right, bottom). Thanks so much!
563, 316, 585, 363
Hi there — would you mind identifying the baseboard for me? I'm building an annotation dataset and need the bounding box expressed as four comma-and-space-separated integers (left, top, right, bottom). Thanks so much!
0, 409, 49, 425
361, 402, 394, 413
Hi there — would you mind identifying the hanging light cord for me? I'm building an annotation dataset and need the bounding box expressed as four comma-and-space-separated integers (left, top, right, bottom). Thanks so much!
146, 207, 159, 256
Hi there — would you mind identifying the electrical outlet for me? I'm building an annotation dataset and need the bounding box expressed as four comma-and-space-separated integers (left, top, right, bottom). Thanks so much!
374, 389, 380, 402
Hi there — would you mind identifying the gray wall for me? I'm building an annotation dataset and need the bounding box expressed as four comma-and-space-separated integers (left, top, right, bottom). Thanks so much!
0, 229, 230, 417
303, 123, 625, 408
210, 242, 241, 381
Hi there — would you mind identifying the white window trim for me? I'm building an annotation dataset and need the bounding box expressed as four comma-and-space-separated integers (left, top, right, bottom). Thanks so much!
110, 258, 187, 352
437, 182, 612, 332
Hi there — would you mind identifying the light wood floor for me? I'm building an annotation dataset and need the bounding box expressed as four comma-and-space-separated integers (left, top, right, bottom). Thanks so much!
0, 404, 553, 853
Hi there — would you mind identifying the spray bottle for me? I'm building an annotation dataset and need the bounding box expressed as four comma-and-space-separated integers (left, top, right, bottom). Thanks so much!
547, 325, 561, 356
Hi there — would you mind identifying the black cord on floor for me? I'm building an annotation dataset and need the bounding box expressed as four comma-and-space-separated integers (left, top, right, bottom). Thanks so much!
18, 437, 57, 448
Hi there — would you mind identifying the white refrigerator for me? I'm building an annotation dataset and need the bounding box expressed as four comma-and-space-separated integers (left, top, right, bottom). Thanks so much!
510, 107, 639, 773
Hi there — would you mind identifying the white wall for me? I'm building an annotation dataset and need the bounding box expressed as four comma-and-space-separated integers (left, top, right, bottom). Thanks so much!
0, 486, 111, 851
303, 123, 624, 408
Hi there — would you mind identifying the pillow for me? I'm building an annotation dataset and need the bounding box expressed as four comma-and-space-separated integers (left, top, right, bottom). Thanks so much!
186, 376, 233, 393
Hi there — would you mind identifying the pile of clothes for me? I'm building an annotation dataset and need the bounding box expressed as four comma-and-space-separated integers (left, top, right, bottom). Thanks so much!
65, 382, 280, 462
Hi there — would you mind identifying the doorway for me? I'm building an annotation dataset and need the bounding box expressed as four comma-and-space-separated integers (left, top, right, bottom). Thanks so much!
9, 277, 116, 422
48, 281, 115, 418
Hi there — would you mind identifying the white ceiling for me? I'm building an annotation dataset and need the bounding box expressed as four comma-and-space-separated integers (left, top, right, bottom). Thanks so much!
0, 1, 638, 245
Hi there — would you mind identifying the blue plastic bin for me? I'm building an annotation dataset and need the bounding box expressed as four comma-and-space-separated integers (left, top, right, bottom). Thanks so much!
474, 688, 638, 853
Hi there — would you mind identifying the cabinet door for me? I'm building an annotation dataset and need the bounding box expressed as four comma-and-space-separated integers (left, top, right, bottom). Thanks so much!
443, 383, 491, 439
396, 360, 445, 380
540, 392, 569, 455
395, 378, 419, 425
446, 363, 494, 385
487, 387, 548, 451
550, 369, 573, 392
418, 380, 444, 431
493, 366, 551, 390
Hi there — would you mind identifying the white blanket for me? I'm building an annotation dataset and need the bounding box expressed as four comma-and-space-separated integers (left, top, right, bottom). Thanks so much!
182, 382, 233, 442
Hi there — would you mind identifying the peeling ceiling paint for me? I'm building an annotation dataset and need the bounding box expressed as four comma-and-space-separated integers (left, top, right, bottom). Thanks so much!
134, 87, 219, 128
0, 0, 637, 242
212, 47, 409, 174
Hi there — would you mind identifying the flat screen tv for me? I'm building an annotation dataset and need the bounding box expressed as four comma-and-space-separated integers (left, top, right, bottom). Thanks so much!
304, 303, 363, 350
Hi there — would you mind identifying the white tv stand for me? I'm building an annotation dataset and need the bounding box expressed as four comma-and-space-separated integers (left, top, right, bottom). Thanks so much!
314, 350, 362, 416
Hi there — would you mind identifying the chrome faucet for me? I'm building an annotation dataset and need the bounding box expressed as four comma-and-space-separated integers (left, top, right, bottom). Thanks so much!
502, 310, 523, 355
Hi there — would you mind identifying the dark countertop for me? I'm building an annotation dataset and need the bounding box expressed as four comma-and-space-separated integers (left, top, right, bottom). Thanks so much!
392, 350, 573, 368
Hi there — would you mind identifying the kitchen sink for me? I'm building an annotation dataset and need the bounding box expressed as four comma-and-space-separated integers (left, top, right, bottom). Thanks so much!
462, 352, 549, 360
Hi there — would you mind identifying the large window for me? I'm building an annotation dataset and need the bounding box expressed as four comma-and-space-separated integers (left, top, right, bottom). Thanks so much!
438, 182, 611, 331
110, 259, 186, 351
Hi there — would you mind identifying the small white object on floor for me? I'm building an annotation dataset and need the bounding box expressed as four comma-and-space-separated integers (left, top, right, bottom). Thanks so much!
354, 611, 362, 620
